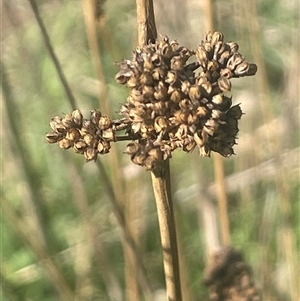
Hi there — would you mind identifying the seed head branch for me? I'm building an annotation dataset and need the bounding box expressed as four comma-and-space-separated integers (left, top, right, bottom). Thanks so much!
46, 32, 257, 170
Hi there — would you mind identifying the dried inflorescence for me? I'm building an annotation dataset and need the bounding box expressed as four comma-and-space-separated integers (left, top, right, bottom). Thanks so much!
46, 109, 121, 161
203, 246, 260, 301
46, 31, 257, 169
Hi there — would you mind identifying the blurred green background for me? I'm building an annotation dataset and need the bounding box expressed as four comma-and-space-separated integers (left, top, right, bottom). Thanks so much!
1, 0, 299, 300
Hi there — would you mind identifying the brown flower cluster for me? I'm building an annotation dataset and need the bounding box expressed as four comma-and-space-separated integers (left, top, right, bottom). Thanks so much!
115, 31, 256, 169
46, 110, 119, 161
203, 246, 260, 301
46, 31, 257, 169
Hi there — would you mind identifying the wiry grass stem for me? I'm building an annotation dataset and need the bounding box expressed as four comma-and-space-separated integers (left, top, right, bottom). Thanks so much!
136, 1, 182, 299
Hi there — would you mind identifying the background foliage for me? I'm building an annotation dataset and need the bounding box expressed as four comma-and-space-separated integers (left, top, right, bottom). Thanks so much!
1, 0, 299, 300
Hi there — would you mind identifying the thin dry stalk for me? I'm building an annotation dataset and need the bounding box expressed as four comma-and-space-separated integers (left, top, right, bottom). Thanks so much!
151, 164, 182, 301
27, 0, 77, 109
203, 0, 231, 247
135, 0, 182, 299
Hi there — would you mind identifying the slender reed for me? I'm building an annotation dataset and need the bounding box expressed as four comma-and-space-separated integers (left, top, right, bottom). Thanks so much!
136, 1, 183, 299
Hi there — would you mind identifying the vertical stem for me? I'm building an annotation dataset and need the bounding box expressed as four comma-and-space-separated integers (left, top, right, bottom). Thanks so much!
136, 0, 157, 45
151, 163, 182, 301
135, 1, 182, 299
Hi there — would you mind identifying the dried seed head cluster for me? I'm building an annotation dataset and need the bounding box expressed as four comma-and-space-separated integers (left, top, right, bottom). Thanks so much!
46, 109, 118, 161
115, 31, 256, 169
46, 31, 257, 170
204, 247, 260, 301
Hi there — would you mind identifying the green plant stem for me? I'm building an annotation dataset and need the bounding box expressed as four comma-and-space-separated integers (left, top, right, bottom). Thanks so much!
27, 0, 77, 110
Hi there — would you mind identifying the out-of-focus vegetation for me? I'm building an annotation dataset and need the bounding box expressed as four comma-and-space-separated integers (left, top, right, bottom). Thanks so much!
1, 0, 299, 300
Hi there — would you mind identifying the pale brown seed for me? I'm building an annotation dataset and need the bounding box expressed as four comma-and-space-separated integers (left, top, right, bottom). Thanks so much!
220, 68, 233, 79
46, 132, 61, 143
211, 31, 224, 46
98, 116, 112, 130
72, 110, 83, 126
218, 77, 232, 92
66, 128, 81, 141
85, 148, 97, 161
140, 72, 154, 85
124, 142, 140, 155
58, 138, 73, 149
234, 61, 250, 76
154, 81, 167, 101
189, 85, 201, 102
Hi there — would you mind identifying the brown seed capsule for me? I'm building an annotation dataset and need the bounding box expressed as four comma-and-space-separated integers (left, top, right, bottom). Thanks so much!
148, 147, 163, 161
170, 40, 179, 51
207, 60, 220, 72
131, 151, 147, 165
83, 134, 95, 147
62, 114, 73, 128
158, 37, 173, 58
154, 116, 169, 133
211, 31, 224, 46
187, 113, 198, 125
154, 81, 167, 101
58, 138, 73, 149
179, 98, 192, 111
234, 61, 250, 76
140, 71, 154, 85
220, 68, 233, 79
196, 45, 208, 68
124, 142, 139, 156
170, 89, 182, 103
189, 85, 201, 102
46, 132, 61, 143
72, 110, 83, 127
66, 128, 81, 142
98, 116, 112, 130
102, 128, 115, 141
212, 94, 223, 105
200, 82, 213, 96
227, 53, 245, 70
218, 50, 231, 65
85, 148, 98, 161
227, 42, 239, 53
127, 76, 139, 88
194, 130, 207, 147
199, 145, 211, 157
130, 88, 144, 102
218, 77, 232, 92
181, 80, 190, 95
90, 110, 101, 125
74, 140, 87, 153
213, 41, 226, 60
152, 67, 166, 81
170, 55, 184, 70
165, 70, 178, 85
142, 85, 155, 98
98, 140, 111, 154
196, 106, 208, 118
